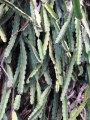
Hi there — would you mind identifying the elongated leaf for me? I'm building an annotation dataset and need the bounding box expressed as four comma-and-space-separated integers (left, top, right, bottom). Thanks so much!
0, 85, 11, 120
69, 96, 90, 120
72, 0, 82, 19
44, 69, 52, 85
44, 3, 58, 20
43, 32, 50, 55
36, 80, 41, 102
61, 51, 76, 101
0, 4, 4, 18
17, 39, 27, 94
82, 9, 90, 38
37, 39, 44, 60
4, 13, 20, 58
0, 0, 34, 24
28, 86, 51, 119
6, 64, 13, 87
62, 96, 68, 120
28, 41, 41, 63
75, 18, 82, 65
28, 105, 43, 120
55, 8, 73, 43
50, 0, 55, 8
49, 40, 56, 65
27, 64, 41, 79
13, 54, 20, 85
30, 80, 36, 104
43, 7, 50, 32
34, 9, 41, 27
52, 91, 59, 119
14, 95, 21, 110
55, 80, 60, 92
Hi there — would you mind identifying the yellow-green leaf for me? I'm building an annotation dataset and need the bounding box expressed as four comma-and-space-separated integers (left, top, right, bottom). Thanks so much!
69, 96, 90, 120
12, 110, 18, 120
44, 3, 58, 20
0, 26, 6, 42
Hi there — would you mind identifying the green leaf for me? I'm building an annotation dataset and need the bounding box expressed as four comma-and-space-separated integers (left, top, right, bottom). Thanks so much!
6, 64, 13, 87
72, 0, 82, 19
84, 36, 90, 54
4, 13, 20, 58
28, 105, 43, 120
49, 40, 56, 65
17, 39, 27, 94
27, 64, 41, 79
61, 50, 76, 101
0, 0, 34, 24
37, 39, 44, 60
75, 18, 82, 65
87, 65, 90, 83
43, 32, 50, 55
0, 84, 11, 120
78, 66, 83, 76
52, 91, 59, 119
81, 9, 90, 38
44, 69, 52, 85
0, 4, 4, 18
50, 0, 55, 8
34, 9, 41, 27
28, 41, 41, 63
28, 86, 51, 120
84, 85, 90, 100
62, 96, 68, 120
55, 8, 73, 43
36, 80, 41, 102
85, 85, 90, 110
61, 40, 71, 57
14, 95, 21, 110
43, 7, 50, 32
30, 80, 36, 104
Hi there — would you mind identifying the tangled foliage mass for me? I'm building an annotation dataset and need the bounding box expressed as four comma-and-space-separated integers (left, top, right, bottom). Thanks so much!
0, 0, 90, 120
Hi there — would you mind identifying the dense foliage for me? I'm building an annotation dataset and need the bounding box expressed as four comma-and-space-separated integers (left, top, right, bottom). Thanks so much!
0, 0, 90, 120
